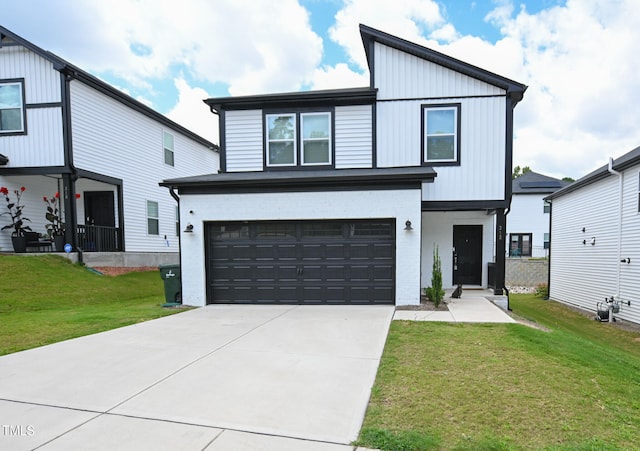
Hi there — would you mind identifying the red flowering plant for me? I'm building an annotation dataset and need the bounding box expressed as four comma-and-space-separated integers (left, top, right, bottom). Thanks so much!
0, 186, 32, 237
44, 192, 64, 237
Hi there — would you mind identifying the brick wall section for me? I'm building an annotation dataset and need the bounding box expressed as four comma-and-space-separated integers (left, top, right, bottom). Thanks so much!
505, 258, 548, 287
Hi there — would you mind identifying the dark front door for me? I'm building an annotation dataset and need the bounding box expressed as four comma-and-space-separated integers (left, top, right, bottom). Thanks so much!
84, 191, 115, 227
453, 225, 483, 285
205, 220, 396, 305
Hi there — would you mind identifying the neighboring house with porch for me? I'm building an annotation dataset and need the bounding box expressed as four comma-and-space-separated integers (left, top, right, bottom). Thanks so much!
508, 171, 570, 258
0, 26, 219, 262
161, 24, 526, 307
545, 147, 640, 325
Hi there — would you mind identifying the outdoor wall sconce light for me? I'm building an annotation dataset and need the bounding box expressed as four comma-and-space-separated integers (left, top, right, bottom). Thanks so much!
590, 237, 596, 246
404, 220, 413, 231
621, 258, 631, 264
184, 223, 194, 233
582, 227, 586, 233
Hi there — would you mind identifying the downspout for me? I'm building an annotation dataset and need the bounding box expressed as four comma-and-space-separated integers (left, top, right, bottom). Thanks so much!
168, 186, 183, 303
607, 157, 623, 300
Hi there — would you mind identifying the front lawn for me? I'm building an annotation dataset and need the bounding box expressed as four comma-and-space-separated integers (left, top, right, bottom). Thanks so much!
0, 254, 182, 356
355, 294, 640, 450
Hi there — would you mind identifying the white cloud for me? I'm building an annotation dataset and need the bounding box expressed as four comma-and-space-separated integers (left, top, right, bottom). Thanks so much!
309, 63, 369, 90
165, 78, 218, 144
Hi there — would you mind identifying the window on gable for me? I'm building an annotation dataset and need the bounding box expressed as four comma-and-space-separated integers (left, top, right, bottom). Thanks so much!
0, 80, 25, 134
265, 111, 332, 168
163, 131, 174, 166
422, 104, 460, 164
147, 200, 159, 235
509, 233, 532, 257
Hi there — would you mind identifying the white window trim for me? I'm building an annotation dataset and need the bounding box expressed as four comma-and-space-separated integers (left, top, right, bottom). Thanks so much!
163, 131, 175, 167
301, 112, 332, 166
423, 105, 459, 164
266, 113, 297, 167
0, 80, 25, 134
146, 200, 159, 236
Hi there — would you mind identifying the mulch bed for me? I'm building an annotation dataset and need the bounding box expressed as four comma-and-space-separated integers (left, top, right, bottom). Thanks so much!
92, 266, 158, 276
396, 295, 450, 311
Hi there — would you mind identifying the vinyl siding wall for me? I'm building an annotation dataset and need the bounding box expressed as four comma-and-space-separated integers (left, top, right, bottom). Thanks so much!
508, 194, 550, 258
70, 81, 219, 252
374, 43, 507, 201
549, 166, 640, 325
0, 45, 64, 167
224, 106, 373, 172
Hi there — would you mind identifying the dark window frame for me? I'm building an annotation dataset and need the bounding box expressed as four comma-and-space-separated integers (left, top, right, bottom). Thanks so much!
0, 78, 27, 135
421, 103, 461, 166
509, 233, 532, 257
263, 107, 335, 171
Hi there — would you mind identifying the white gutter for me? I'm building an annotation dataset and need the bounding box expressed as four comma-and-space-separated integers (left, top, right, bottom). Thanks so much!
607, 157, 623, 300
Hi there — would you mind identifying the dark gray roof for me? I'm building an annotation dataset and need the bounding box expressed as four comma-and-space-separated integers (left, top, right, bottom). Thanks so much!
546, 146, 640, 200
161, 166, 436, 194
0, 26, 217, 151
512, 171, 570, 194
359, 24, 527, 104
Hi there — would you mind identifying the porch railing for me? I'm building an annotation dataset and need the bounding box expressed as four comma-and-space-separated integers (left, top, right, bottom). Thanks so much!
77, 224, 122, 252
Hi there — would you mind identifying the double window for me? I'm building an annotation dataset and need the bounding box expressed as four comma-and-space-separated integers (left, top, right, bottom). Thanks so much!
0, 80, 25, 134
422, 104, 460, 165
509, 233, 532, 257
265, 111, 332, 168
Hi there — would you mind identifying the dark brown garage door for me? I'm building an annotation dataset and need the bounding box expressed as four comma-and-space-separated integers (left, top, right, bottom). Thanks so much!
205, 220, 395, 304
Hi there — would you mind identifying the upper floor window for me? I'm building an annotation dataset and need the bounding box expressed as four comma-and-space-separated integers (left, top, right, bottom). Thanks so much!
163, 131, 174, 166
422, 104, 460, 165
0, 80, 25, 134
543, 200, 551, 213
147, 200, 159, 235
265, 111, 332, 168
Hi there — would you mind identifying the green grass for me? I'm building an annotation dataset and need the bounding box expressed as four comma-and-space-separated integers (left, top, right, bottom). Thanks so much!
355, 294, 640, 451
0, 254, 183, 355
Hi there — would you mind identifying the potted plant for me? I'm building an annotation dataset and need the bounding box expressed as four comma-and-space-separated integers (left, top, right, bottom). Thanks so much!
1, 186, 32, 252
44, 192, 65, 251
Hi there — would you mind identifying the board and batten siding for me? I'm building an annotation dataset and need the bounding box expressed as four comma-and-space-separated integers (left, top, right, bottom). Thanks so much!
224, 110, 263, 172
69, 81, 219, 253
377, 96, 506, 201
334, 105, 372, 168
373, 43, 504, 100
549, 168, 640, 325
0, 45, 64, 167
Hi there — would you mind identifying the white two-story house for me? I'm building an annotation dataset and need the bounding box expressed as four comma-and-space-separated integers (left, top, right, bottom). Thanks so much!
0, 26, 219, 263
161, 25, 526, 306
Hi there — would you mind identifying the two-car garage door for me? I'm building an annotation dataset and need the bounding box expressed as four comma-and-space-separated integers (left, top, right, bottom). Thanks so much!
205, 220, 395, 305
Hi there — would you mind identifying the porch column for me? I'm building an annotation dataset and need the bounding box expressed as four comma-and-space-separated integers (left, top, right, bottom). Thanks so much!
62, 174, 78, 250
494, 208, 506, 295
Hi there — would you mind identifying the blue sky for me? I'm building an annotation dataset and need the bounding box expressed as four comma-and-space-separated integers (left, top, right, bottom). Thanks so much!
2, 0, 639, 179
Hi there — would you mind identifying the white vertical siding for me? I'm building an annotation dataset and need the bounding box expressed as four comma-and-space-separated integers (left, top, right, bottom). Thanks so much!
334, 105, 372, 168
508, 194, 550, 258
70, 81, 219, 253
0, 46, 61, 103
0, 108, 64, 167
376, 96, 505, 200
225, 110, 263, 172
0, 45, 65, 168
421, 211, 495, 288
549, 168, 640, 325
374, 43, 504, 100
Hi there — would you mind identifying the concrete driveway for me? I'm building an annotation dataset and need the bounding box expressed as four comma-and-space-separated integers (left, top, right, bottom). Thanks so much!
0, 305, 393, 450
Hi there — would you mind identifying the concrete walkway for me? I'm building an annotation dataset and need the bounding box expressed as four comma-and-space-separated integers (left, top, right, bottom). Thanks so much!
0, 305, 393, 451
393, 290, 516, 323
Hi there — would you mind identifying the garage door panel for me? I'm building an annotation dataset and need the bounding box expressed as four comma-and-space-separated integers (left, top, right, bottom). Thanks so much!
206, 220, 395, 305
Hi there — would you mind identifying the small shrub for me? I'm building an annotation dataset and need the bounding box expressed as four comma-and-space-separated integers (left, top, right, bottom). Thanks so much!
534, 282, 549, 298
425, 245, 445, 308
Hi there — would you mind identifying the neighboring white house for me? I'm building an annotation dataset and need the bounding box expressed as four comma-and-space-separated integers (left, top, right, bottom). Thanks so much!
546, 146, 640, 325
508, 171, 570, 258
161, 24, 527, 307
0, 26, 219, 262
